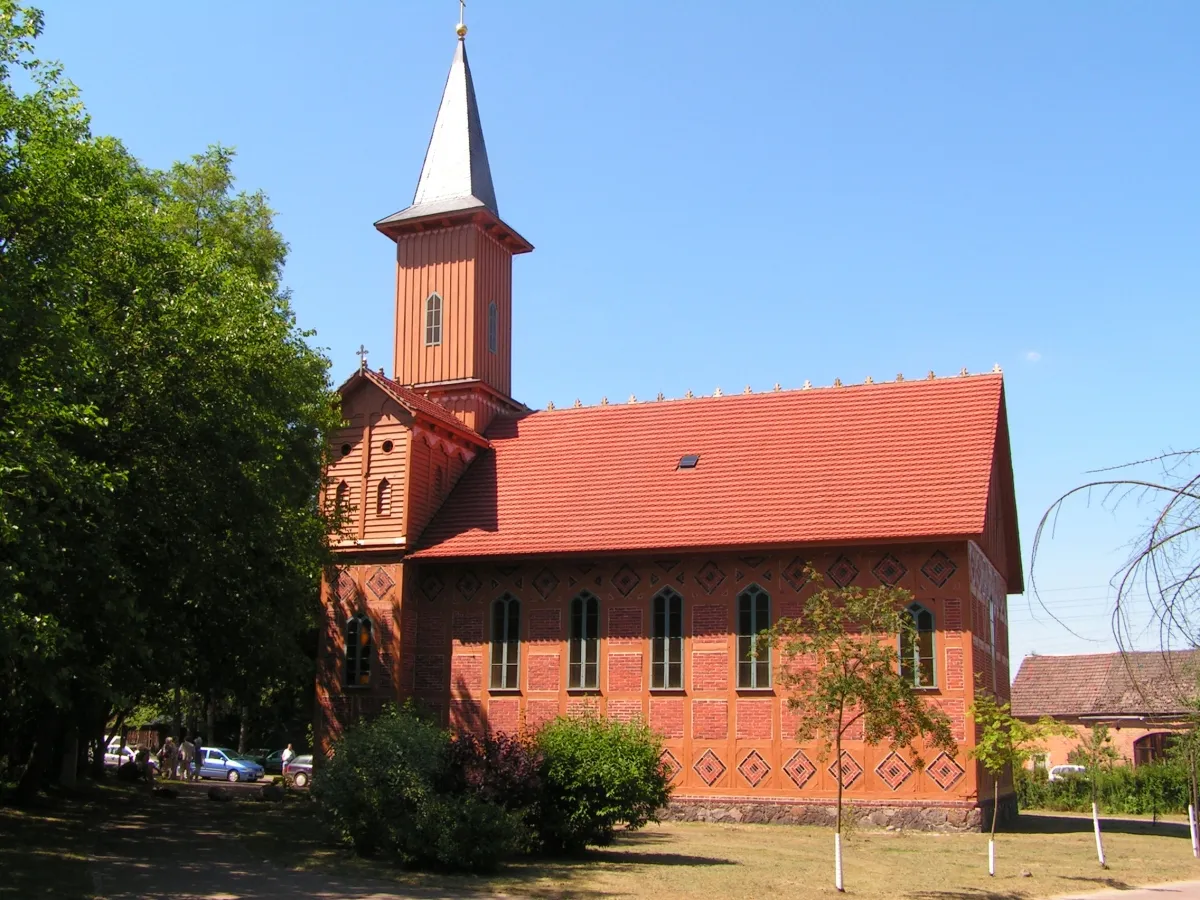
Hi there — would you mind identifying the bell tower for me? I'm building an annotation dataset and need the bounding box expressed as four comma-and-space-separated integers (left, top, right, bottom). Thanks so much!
375, 19, 532, 434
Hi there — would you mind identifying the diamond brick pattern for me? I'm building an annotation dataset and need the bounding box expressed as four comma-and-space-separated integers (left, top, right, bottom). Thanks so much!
783, 749, 816, 789
409, 377, 1011, 564
871, 553, 907, 586
533, 567, 560, 599
875, 751, 913, 791
695, 560, 727, 595
335, 570, 357, 603
738, 750, 771, 788
611, 564, 641, 597
366, 567, 395, 600
420, 572, 444, 601
783, 556, 809, 592
828, 751, 863, 789
921, 551, 957, 587
827, 555, 859, 588
456, 570, 481, 600
659, 749, 682, 782
741, 555, 766, 568
927, 752, 965, 791
693, 749, 726, 786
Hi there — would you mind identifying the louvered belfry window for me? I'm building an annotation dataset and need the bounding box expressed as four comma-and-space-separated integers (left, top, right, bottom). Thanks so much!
487, 301, 498, 354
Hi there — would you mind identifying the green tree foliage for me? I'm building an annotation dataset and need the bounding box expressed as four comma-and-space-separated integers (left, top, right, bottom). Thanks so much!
0, 1, 339, 795
1068, 725, 1122, 867
771, 570, 956, 892
969, 692, 1071, 873
1016, 762, 1192, 815
535, 714, 672, 854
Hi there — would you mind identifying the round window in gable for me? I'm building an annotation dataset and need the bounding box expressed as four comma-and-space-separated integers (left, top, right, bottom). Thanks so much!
340, 443, 351, 457
381, 440, 394, 453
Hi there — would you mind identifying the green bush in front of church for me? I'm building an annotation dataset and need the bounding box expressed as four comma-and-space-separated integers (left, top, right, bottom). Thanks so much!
312, 705, 672, 870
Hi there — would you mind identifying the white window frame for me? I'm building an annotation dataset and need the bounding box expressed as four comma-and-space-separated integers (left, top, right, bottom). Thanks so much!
424, 292, 443, 347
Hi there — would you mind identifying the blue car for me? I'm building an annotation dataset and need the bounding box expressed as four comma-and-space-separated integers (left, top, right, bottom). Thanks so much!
197, 747, 265, 783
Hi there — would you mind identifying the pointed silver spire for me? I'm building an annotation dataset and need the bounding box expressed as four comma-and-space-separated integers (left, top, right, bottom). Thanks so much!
379, 37, 497, 224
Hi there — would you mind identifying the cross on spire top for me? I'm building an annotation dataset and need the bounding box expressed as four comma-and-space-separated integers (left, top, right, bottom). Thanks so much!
456, 0, 467, 39
357, 344, 369, 370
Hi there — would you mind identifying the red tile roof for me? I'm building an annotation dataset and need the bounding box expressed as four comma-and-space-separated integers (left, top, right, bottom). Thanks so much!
1011, 651, 1200, 719
412, 374, 1014, 566
340, 369, 489, 448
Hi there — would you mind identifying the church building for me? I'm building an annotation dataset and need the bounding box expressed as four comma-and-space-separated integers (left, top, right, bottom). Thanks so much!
316, 22, 1021, 831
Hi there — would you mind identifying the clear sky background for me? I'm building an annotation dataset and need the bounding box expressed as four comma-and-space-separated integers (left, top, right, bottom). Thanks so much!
37, 1, 1199, 678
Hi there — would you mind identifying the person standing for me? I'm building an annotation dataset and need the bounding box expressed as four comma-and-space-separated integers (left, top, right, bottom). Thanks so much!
178, 736, 194, 781
160, 737, 177, 781
281, 743, 296, 769
192, 735, 204, 781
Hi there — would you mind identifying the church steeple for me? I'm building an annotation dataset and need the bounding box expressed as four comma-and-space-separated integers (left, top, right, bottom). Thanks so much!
374, 23, 532, 435
382, 36, 497, 223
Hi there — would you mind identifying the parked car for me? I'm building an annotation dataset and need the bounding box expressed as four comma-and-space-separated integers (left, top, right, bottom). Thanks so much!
248, 748, 287, 775
1048, 764, 1087, 782
104, 744, 160, 774
283, 754, 313, 788
197, 747, 265, 783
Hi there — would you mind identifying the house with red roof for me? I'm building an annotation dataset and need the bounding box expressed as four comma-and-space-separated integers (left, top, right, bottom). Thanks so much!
316, 24, 1021, 831
1011, 651, 1200, 769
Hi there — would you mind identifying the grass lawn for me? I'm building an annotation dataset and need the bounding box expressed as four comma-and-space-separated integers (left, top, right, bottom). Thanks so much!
3, 783, 1199, 899
235, 801, 1200, 899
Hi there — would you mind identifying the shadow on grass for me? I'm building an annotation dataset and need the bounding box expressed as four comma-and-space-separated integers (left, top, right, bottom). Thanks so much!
1058, 875, 1133, 890
904, 892, 1030, 900
1015, 813, 1190, 839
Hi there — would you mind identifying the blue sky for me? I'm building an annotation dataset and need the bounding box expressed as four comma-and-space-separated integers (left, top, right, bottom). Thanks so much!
38, 1, 1199, 676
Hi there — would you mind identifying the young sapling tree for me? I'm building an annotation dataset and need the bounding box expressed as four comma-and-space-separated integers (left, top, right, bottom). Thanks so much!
770, 570, 956, 893
1068, 724, 1121, 867
969, 691, 1070, 875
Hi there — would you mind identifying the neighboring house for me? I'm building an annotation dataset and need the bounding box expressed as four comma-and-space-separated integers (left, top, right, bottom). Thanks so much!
1010, 651, 1200, 768
315, 21, 1023, 832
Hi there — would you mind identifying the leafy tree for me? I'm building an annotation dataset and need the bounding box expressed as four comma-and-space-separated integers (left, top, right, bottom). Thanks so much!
1068, 724, 1121, 867
969, 692, 1071, 875
771, 570, 956, 893
0, 1, 339, 797
1167, 699, 1200, 857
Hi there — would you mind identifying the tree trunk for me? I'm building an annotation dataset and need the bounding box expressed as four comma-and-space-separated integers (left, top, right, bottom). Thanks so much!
1190, 751, 1199, 859
59, 722, 78, 788
15, 712, 58, 804
835, 728, 845, 892
238, 705, 248, 754
206, 697, 216, 746
989, 780, 998, 876
1092, 780, 1106, 867
172, 685, 181, 744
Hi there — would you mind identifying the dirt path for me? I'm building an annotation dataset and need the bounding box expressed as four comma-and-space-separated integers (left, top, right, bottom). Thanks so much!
79, 782, 493, 899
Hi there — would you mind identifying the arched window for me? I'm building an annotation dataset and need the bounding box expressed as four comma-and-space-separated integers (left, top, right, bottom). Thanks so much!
376, 478, 391, 517
651, 588, 683, 689
490, 594, 521, 690
346, 614, 372, 687
334, 480, 350, 518
569, 592, 600, 689
737, 585, 771, 689
424, 292, 442, 346
900, 602, 935, 687
435, 465, 445, 497
487, 301, 498, 354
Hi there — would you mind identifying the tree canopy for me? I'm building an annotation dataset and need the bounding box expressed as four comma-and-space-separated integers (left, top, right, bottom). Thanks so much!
0, 1, 340, 795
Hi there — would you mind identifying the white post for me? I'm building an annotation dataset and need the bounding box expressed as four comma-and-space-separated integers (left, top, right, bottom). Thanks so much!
1189, 804, 1199, 858
1092, 802, 1106, 867
988, 838, 995, 876
834, 832, 844, 892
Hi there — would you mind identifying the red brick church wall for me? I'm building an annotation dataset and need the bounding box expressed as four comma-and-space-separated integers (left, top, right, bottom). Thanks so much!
391, 544, 996, 808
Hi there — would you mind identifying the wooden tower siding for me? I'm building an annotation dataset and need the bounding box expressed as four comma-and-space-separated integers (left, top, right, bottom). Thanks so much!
403, 430, 473, 547
393, 224, 514, 397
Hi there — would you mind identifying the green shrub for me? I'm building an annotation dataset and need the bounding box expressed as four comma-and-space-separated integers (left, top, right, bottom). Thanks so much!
1016, 762, 1191, 815
311, 705, 524, 872
535, 714, 672, 854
